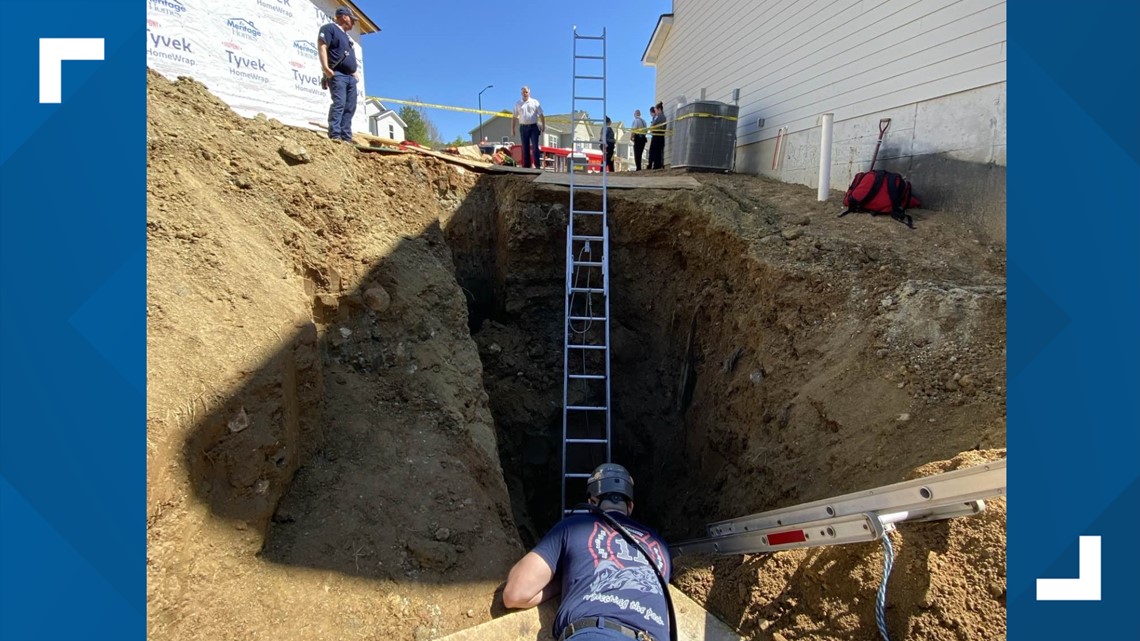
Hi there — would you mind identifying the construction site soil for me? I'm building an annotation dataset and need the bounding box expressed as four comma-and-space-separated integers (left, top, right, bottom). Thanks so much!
147, 71, 1007, 641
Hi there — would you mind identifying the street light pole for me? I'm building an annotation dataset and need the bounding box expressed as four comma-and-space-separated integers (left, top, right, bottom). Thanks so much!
478, 84, 493, 145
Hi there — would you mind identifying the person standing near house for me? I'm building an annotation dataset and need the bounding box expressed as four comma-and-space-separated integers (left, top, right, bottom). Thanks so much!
647, 102, 666, 169
318, 7, 360, 143
512, 86, 546, 169
602, 117, 616, 173
630, 109, 647, 170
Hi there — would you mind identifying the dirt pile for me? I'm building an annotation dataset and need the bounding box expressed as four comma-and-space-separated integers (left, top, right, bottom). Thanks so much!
673, 450, 1006, 641
146, 70, 521, 641
147, 68, 1007, 641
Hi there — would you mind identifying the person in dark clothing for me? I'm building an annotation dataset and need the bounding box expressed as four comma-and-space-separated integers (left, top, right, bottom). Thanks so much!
647, 102, 666, 169
630, 109, 647, 170
503, 464, 671, 641
318, 7, 360, 142
603, 117, 616, 173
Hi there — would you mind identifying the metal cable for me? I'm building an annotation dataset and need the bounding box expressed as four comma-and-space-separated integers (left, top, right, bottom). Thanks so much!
569, 243, 594, 335
876, 531, 896, 641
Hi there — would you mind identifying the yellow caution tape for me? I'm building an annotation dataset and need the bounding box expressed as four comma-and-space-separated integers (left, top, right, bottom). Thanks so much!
674, 111, 738, 122
371, 96, 577, 126
369, 96, 513, 118
370, 96, 733, 136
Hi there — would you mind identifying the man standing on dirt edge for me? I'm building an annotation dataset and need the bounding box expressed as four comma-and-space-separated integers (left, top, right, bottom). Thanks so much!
503, 464, 672, 641
512, 86, 545, 169
318, 7, 360, 142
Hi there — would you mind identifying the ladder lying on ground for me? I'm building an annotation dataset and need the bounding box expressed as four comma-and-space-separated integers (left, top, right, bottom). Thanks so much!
672, 459, 1006, 556
561, 27, 611, 516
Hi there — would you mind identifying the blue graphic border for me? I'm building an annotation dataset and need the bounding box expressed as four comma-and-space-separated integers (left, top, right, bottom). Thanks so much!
1, 1, 145, 639
1007, 1, 1140, 640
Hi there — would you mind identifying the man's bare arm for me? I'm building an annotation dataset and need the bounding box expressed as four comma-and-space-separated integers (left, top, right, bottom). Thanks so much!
503, 552, 559, 609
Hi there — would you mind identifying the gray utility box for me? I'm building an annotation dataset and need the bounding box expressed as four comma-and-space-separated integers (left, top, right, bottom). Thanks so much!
670, 100, 739, 171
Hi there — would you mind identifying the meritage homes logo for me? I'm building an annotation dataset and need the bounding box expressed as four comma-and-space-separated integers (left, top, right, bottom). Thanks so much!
149, 0, 186, 18
222, 41, 270, 84
225, 17, 262, 42
146, 19, 196, 68
292, 39, 319, 59
289, 38, 322, 95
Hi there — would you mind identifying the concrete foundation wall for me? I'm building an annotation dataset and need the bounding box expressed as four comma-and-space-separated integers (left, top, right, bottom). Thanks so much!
737, 83, 1006, 242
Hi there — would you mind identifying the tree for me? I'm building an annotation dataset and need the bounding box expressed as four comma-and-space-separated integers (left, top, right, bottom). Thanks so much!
445, 134, 468, 147
399, 99, 441, 146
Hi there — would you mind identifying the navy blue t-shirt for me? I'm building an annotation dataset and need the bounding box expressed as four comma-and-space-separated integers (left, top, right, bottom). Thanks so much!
317, 23, 358, 74
533, 512, 671, 641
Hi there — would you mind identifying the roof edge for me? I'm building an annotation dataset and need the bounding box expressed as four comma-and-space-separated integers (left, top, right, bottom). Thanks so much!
641, 13, 673, 66
339, 0, 381, 35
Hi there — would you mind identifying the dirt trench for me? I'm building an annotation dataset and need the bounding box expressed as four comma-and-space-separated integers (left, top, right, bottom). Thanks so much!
147, 71, 1007, 641
442, 175, 1008, 639
445, 176, 1005, 531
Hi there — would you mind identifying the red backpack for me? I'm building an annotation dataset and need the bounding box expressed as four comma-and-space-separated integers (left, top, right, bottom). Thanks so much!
839, 169, 920, 228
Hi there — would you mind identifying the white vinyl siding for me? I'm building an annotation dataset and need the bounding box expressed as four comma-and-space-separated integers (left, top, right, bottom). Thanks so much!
655, 0, 1006, 144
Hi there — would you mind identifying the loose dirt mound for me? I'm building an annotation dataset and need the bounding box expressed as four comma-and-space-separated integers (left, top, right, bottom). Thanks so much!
673, 450, 1006, 641
147, 69, 1006, 641
147, 70, 521, 640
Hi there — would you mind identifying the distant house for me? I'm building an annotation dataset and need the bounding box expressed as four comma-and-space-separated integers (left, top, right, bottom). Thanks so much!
643, 0, 1006, 237
364, 98, 406, 141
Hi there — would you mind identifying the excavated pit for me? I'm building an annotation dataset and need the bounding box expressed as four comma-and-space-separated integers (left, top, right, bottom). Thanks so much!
147, 72, 1008, 641
443, 176, 1007, 548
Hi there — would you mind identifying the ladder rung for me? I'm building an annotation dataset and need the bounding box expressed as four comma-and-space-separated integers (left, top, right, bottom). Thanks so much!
575, 35, 605, 40
570, 287, 606, 294
567, 405, 608, 411
570, 185, 606, 190
566, 344, 606, 350
571, 209, 604, 216
566, 473, 593, 478
568, 374, 606, 380
573, 260, 603, 267
567, 438, 608, 444
569, 315, 607, 321
572, 139, 604, 145
575, 54, 604, 59
572, 235, 605, 241
573, 96, 605, 101
575, 75, 605, 80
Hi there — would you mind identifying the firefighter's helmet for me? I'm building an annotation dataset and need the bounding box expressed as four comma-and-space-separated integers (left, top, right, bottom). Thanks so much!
586, 463, 634, 501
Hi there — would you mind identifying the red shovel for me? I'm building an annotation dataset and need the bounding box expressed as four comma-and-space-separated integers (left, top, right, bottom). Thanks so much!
869, 118, 891, 170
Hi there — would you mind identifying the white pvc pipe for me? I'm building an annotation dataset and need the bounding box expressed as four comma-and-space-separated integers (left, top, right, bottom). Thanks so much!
817, 113, 834, 202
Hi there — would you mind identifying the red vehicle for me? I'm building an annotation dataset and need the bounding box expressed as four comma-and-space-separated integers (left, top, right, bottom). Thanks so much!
509, 145, 604, 172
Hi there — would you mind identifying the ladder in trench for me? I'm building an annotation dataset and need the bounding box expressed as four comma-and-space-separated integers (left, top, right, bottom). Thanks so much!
561, 27, 611, 516
671, 459, 1007, 556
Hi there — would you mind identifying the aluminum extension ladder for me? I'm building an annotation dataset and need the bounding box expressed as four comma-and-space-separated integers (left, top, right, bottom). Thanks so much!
561, 27, 611, 516
672, 459, 1007, 555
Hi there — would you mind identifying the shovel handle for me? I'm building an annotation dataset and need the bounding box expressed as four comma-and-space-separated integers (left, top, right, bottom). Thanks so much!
879, 118, 891, 137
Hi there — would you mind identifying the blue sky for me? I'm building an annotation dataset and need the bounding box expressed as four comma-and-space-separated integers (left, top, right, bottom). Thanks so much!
351, 1, 673, 142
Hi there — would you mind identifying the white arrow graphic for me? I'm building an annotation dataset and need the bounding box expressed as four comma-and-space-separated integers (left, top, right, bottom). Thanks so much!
39, 38, 104, 104
1036, 535, 1101, 601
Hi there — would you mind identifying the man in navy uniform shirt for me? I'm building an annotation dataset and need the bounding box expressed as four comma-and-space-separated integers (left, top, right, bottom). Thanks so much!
318, 7, 360, 142
503, 464, 671, 641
